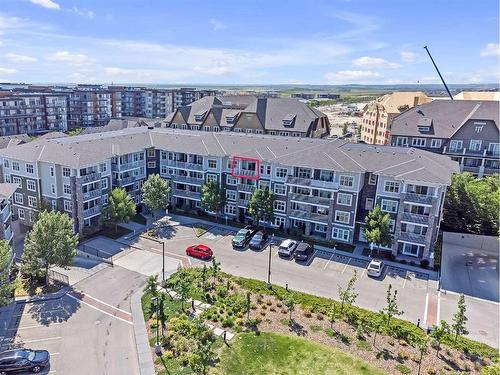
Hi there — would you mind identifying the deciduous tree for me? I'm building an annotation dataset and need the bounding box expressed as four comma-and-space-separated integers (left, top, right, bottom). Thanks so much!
451, 294, 468, 342
0, 240, 14, 306
430, 320, 449, 357
338, 270, 358, 313
363, 205, 392, 252
200, 180, 225, 217
283, 293, 296, 321
105, 188, 136, 231
141, 174, 170, 216
248, 188, 276, 226
380, 284, 403, 329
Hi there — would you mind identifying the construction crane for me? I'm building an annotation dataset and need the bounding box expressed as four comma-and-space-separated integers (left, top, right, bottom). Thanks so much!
424, 46, 453, 100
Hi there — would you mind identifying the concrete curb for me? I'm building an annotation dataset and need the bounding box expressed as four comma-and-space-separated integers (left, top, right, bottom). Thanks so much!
131, 288, 155, 375
14, 286, 70, 304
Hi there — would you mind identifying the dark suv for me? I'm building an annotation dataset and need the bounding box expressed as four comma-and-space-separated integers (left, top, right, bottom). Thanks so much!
232, 225, 257, 249
294, 242, 313, 262
0, 349, 50, 374
249, 231, 269, 250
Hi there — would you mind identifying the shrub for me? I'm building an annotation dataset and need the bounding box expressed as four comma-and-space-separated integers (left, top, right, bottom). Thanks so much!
420, 259, 430, 269
426, 368, 437, 375
276, 302, 282, 308
316, 314, 324, 320
395, 364, 412, 374
235, 318, 244, 326
376, 349, 390, 361
357, 340, 372, 351
397, 350, 410, 361
280, 318, 291, 326
222, 318, 234, 328
304, 311, 312, 318
266, 300, 272, 306
310, 324, 322, 333
481, 364, 500, 375
150, 320, 158, 329
261, 305, 267, 310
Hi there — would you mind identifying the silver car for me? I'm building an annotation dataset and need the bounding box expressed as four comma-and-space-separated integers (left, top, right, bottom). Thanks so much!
367, 259, 384, 277
277, 239, 297, 257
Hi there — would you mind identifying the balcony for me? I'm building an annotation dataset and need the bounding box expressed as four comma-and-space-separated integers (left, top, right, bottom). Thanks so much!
165, 160, 204, 171
237, 198, 249, 207
403, 193, 433, 205
78, 172, 101, 184
286, 176, 339, 190
483, 167, 499, 175
289, 193, 331, 206
111, 161, 144, 172
462, 165, 481, 174
171, 188, 201, 200
83, 206, 101, 218
237, 184, 257, 193
289, 209, 329, 223
112, 176, 136, 187
1, 204, 11, 223
172, 175, 204, 185
399, 232, 426, 245
83, 189, 101, 201
4, 226, 13, 242
401, 212, 429, 225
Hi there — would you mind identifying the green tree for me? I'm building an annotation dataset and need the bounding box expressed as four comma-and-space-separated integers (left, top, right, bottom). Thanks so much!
211, 257, 220, 288
105, 188, 136, 232
370, 314, 384, 346
342, 123, 348, 135
380, 284, 403, 329
443, 172, 499, 235
430, 320, 449, 357
338, 270, 358, 313
246, 291, 252, 321
173, 269, 191, 312
201, 264, 208, 293
248, 188, 276, 226
200, 180, 225, 217
283, 293, 296, 321
144, 275, 159, 315
0, 240, 14, 307
451, 294, 468, 342
67, 128, 83, 136
363, 205, 392, 253
414, 335, 429, 375
141, 174, 170, 216
198, 340, 215, 375
157, 293, 168, 337
21, 210, 78, 285
327, 303, 338, 330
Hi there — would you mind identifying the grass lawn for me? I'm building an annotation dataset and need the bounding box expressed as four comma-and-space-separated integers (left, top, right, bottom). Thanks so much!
215, 332, 386, 375
193, 223, 210, 237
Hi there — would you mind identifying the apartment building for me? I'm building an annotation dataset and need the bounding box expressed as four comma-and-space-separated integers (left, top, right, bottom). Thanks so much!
0, 128, 457, 264
361, 92, 431, 145
166, 96, 330, 138
390, 100, 499, 176
0, 183, 17, 244
173, 88, 216, 110
0, 93, 68, 136
118, 88, 173, 118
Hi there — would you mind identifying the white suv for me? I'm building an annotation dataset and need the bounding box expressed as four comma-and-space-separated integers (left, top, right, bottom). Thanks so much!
278, 239, 297, 257
367, 259, 384, 277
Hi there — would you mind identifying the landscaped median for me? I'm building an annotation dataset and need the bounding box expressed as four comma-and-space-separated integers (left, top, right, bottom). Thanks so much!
141, 265, 499, 375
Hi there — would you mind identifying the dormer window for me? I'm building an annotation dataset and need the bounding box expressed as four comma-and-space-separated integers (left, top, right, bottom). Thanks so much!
417, 126, 430, 132
225, 115, 237, 124
194, 111, 207, 122
282, 114, 296, 127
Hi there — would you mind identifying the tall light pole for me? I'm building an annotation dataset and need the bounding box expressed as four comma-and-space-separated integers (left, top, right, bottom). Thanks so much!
153, 296, 161, 355
267, 234, 274, 289
162, 241, 165, 285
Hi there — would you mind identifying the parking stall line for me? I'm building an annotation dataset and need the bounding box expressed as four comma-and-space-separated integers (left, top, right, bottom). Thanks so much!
423, 292, 429, 325
22, 336, 61, 344
360, 269, 366, 279
341, 258, 352, 274
10, 322, 65, 331
323, 252, 336, 270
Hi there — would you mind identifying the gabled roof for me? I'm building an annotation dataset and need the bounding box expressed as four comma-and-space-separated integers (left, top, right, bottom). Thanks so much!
0, 183, 18, 199
0, 134, 31, 149
391, 100, 499, 138
38, 131, 68, 140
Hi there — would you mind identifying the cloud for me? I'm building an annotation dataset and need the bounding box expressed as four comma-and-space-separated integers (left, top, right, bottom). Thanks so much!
193, 65, 231, 76
71, 7, 95, 19
333, 11, 380, 39
324, 70, 382, 83
47, 51, 96, 65
6, 53, 38, 63
29, 0, 60, 10
480, 43, 499, 57
104, 67, 137, 76
352, 56, 400, 69
209, 19, 226, 31
0, 67, 17, 74
400, 51, 418, 63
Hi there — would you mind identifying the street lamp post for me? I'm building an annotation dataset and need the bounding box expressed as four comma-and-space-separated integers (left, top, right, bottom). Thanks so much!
153, 296, 161, 355
267, 234, 274, 288
162, 241, 165, 285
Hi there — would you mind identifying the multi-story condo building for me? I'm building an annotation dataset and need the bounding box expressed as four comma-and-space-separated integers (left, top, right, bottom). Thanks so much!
166, 96, 331, 138
66, 90, 114, 129
390, 100, 499, 176
118, 88, 174, 118
0, 183, 17, 245
0, 128, 458, 264
361, 92, 431, 145
0, 93, 68, 136
173, 88, 216, 110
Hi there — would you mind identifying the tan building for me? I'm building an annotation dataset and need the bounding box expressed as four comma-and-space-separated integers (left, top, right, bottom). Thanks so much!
361, 92, 431, 145
453, 91, 500, 101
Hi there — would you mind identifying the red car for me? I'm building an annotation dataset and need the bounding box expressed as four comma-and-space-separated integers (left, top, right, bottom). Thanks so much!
186, 244, 213, 260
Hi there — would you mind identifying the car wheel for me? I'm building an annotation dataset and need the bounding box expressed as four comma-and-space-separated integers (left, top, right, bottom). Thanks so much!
32, 366, 42, 373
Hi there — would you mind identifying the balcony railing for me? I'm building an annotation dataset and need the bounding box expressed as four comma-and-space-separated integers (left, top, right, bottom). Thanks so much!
83, 206, 101, 218
171, 188, 201, 200
403, 193, 433, 205
289, 193, 331, 206
111, 161, 144, 171
78, 172, 101, 184
112, 176, 136, 187
237, 184, 257, 193
237, 198, 249, 207
401, 212, 429, 225
4, 226, 13, 242
83, 189, 101, 201
172, 175, 204, 185
289, 209, 329, 223
399, 232, 427, 245
165, 160, 204, 171
286, 176, 339, 190
1, 204, 11, 223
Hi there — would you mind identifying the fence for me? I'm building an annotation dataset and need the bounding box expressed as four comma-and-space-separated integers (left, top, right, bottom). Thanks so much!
48, 269, 70, 285
80, 244, 114, 265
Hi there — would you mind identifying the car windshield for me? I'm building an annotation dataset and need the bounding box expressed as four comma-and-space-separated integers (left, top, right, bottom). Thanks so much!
369, 263, 380, 269
20, 350, 35, 361
253, 234, 262, 241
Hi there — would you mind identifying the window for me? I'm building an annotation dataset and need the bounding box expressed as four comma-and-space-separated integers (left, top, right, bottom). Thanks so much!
14, 193, 23, 204
63, 184, 71, 194
489, 143, 500, 155
12, 176, 21, 188
449, 140, 463, 152
273, 184, 286, 195
51, 200, 57, 210
99, 163, 107, 173
51, 184, 55, 194
260, 165, 271, 175
430, 139, 442, 148
315, 224, 327, 233
101, 178, 108, 190
381, 199, 398, 213
335, 210, 350, 224
224, 204, 236, 215
365, 198, 374, 210
3, 160, 9, 168
50, 166, 54, 177
226, 176, 237, 185
332, 227, 350, 241
275, 168, 288, 178
12, 161, 19, 171
147, 149, 155, 157
273, 201, 286, 212
339, 175, 354, 188
26, 180, 36, 192
337, 193, 352, 206
401, 243, 421, 257
208, 160, 217, 169
161, 151, 167, 160
475, 125, 484, 133
28, 196, 37, 208
469, 140, 482, 151
396, 137, 408, 146
273, 216, 286, 228
384, 181, 400, 193
226, 190, 237, 200
26, 164, 34, 174
368, 173, 377, 185
4, 175, 10, 183
63, 167, 71, 177
63, 200, 72, 212
207, 174, 217, 183
411, 138, 426, 147
18, 208, 25, 220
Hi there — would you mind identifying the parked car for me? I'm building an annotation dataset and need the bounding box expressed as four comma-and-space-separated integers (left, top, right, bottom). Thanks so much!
0, 349, 49, 374
277, 239, 298, 257
186, 244, 213, 260
294, 242, 313, 262
232, 225, 257, 249
249, 231, 269, 250
367, 259, 384, 277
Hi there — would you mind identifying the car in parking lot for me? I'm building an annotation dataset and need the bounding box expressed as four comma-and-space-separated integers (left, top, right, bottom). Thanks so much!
249, 231, 269, 250
367, 259, 384, 277
0, 348, 50, 374
232, 225, 258, 249
294, 242, 313, 262
186, 244, 213, 260
277, 239, 298, 257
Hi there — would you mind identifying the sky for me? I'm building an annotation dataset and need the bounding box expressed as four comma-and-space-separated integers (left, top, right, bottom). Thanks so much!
0, 0, 498, 85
